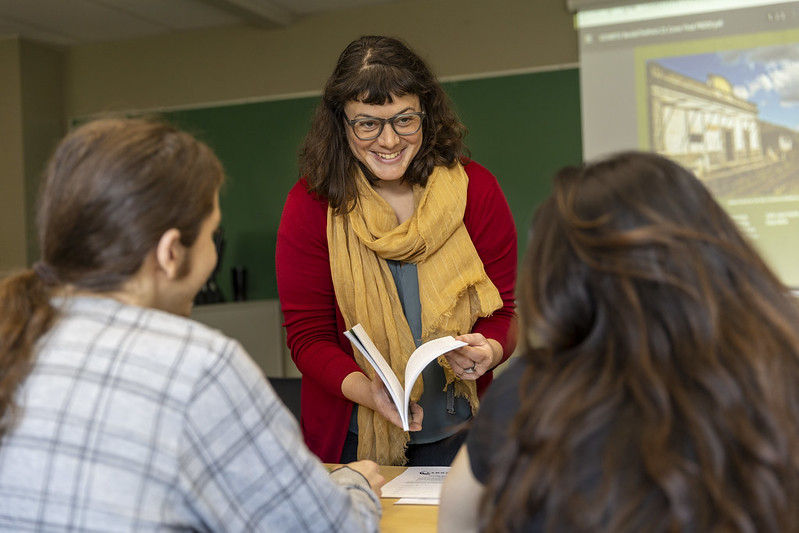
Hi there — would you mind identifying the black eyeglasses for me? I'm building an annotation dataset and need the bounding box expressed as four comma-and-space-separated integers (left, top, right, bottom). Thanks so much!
345, 111, 425, 140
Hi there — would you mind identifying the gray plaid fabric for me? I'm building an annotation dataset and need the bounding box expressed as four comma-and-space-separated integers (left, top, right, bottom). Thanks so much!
0, 297, 380, 532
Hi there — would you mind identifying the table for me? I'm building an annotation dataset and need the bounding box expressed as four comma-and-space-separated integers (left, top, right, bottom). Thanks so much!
379, 465, 438, 533
326, 464, 438, 532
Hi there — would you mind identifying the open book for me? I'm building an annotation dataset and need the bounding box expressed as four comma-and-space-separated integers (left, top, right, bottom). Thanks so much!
344, 323, 467, 431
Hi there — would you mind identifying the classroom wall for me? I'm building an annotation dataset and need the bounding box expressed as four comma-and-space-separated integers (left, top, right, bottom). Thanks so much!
0, 38, 26, 274
0, 38, 63, 275
64, 0, 578, 118
19, 40, 64, 264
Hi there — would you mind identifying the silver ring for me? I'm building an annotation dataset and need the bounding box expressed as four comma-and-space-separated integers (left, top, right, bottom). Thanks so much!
464, 362, 476, 374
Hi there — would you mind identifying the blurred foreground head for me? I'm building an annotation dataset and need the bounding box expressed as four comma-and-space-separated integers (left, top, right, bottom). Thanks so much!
487, 151, 799, 533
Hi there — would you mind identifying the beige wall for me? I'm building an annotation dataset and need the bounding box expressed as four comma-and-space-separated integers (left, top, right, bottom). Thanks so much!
20, 40, 64, 263
0, 38, 26, 275
64, 0, 578, 118
0, 39, 63, 275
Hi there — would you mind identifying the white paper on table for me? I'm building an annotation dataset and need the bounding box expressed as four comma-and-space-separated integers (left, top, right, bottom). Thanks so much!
381, 466, 450, 500
395, 497, 440, 505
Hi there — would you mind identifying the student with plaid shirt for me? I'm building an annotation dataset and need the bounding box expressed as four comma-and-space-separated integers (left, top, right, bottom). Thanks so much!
0, 118, 384, 532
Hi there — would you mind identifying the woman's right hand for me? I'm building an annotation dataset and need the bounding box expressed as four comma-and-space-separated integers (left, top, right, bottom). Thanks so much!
342, 371, 424, 431
368, 375, 424, 431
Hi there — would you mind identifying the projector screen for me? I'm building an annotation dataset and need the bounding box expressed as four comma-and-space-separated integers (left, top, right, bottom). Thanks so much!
576, 0, 799, 287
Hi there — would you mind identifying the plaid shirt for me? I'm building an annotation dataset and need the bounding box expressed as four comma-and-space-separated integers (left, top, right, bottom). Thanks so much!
0, 296, 380, 532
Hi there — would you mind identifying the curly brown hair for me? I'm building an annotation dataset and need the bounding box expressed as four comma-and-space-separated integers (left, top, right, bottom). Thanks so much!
299, 35, 468, 213
482, 151, 799, 532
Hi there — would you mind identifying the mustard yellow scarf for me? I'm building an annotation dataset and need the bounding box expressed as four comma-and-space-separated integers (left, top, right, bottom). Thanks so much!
327, 163, 503, 465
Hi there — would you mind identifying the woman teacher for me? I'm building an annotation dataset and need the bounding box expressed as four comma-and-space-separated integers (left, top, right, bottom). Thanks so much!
276, 35, 517, 466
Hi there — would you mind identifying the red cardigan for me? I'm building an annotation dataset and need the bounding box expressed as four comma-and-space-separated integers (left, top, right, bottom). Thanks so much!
275, 161, 518, 462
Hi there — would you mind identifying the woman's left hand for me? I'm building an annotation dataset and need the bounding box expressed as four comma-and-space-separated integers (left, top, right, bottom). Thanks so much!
445, 333, 502, 381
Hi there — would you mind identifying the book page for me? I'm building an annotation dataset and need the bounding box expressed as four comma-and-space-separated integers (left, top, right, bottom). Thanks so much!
402, 336, 467, 423
344, 324, 407, 427
345, 325, 468, 431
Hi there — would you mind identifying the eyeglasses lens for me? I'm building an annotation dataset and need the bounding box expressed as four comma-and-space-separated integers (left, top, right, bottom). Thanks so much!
354, 113, 422, 140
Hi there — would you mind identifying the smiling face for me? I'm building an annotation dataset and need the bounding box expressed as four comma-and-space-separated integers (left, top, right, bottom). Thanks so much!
343, 93, 423, 185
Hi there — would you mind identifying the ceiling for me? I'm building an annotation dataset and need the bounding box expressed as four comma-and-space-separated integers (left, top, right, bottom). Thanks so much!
0, 0, 402, 47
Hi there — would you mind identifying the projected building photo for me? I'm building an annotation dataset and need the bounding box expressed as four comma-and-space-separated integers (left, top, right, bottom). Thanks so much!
646, 44, 799, 201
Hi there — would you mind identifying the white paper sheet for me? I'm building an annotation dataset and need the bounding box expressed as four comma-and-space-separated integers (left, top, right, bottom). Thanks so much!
381, 466, 450, 501
395, 497, 439, 506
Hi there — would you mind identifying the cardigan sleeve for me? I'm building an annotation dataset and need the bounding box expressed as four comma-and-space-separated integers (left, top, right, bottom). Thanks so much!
463, 161, 519, 373
275, 180, 364, 398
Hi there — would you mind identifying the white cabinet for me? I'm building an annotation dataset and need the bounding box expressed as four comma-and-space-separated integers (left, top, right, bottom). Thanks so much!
191, 299, 299, 378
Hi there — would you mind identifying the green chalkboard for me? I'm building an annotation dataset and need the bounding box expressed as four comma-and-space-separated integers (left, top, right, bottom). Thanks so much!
161, 98, 318, 302
157, 68, 582, 301
444, 69, 583, 264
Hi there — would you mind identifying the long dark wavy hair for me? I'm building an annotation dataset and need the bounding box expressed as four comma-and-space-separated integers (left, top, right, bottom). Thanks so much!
299, 35, 468, 213
0, 118, 225, 443
482, 151, 799, 532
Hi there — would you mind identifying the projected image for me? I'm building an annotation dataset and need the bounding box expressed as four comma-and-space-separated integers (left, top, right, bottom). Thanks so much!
646, 44, 799, 201
579, 0, 799, 286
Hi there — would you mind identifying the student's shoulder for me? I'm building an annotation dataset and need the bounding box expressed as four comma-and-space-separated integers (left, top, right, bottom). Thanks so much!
482, 357, 528, 409
60, 297, 251, 375
142, 306, 244, 357
153, 309, 264, 384
467, 358, 530, 482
